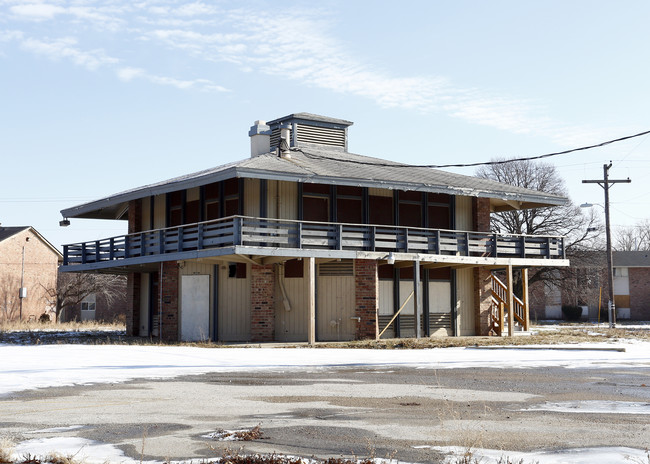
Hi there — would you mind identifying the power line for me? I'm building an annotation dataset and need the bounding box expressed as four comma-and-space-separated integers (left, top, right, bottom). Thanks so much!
295, 128, 650, 169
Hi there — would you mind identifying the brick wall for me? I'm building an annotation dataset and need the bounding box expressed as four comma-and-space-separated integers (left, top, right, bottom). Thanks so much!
354, 259, 379, 340
160, 261, 179, 341
126, 272, 140, 336
629, 268, 650, 320
251, 264, 275, 342
474, 267, 492, 335
128, 199, 142, 234
0, 228, 59, 322
472, 197, 491, 233
472, 197, 492, 334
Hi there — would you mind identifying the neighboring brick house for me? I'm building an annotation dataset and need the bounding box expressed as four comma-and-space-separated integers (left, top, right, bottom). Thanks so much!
58, 113, 569, 342
0, 226, 62, 322
531, 251, 650, 321
611, 251, 650, 320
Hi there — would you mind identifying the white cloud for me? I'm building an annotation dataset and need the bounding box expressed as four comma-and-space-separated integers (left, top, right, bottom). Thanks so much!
0, 29, 23, 42
21, 37, 118, 70
116, 66, 144, 81
0, 1, 601, 144
116, 66, 228, 92
9, 3, 65, 20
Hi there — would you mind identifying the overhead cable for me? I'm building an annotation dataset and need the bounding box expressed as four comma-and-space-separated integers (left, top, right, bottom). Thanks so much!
293, 129, 650, 169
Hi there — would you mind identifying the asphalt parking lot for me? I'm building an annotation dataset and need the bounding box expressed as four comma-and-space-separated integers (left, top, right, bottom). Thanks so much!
2, 362, 650, 463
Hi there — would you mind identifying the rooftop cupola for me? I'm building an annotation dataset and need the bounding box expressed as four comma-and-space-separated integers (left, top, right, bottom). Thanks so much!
265, 113, 353, 153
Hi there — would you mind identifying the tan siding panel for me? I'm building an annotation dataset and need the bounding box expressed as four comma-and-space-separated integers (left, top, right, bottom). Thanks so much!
267, 180, 278, 219
455, 196, 472, 231
456, 268, 475, 335
244, 179, 260, 217
187, 187, 200, 202
368, 188, 392, 197
429, 281, 451, 313
279, 181, 298, 220
141, 198, 151, 231
154, 194, 166, 229
378, 281, 394, 316
377, 280, 395, 338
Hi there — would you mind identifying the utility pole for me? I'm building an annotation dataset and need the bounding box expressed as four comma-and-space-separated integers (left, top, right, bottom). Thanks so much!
582, 162, 630, 328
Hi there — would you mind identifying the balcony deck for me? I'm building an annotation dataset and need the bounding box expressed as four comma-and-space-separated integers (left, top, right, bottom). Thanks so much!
61, 215, 567, 271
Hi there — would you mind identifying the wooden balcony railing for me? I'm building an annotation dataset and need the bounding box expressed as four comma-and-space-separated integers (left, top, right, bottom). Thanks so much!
62, 215, 566, 266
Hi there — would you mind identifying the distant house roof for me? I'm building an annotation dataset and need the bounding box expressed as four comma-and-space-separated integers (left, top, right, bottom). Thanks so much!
0, 226, 63, 259
614, 251, 650, 268
61, 113, 568, 221
0, 226, 30, 243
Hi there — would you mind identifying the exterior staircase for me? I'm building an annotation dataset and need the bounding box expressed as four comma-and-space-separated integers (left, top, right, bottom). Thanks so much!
488, 272, 529, 336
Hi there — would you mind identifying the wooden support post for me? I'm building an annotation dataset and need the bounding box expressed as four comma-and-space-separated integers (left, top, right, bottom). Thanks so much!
499, 301, 505, 337
306, 257, 316, 345
507, 264, 514, 337
522, 267, 530, 331
414, 259, 421, 339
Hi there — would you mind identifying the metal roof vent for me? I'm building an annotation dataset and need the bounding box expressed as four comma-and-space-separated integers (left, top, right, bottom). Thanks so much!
267, 113, 353, 152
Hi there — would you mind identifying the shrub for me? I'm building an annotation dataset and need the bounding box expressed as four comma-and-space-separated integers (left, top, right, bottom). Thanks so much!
561, 305, 582, 321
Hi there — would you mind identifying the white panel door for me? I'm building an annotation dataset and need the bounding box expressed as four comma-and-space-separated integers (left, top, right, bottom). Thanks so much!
181, 275, 210, 341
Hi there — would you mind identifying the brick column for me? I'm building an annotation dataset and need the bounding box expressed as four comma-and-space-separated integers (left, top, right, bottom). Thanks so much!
126, 272, 140, 336
354, 259, 379, 340
160, 261, 179, 341
629, 268, 650, 320
473, 197, 492, 335
474, 268, 492, 335
472, 197, 491, 232
251, 264, 275, 342
128, 199, 142, 233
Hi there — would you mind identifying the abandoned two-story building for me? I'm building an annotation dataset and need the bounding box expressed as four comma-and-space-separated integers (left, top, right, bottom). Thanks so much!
59, 113, 569, 342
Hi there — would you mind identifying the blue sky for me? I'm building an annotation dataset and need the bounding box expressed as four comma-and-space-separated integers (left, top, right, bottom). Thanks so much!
1, 0, 649, 250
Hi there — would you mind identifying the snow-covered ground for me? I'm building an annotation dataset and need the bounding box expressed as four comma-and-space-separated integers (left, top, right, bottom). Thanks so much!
2, 341, 650, 397
426, 445, 650, 464
3, 339, 650, 463
11, 437, 650, 464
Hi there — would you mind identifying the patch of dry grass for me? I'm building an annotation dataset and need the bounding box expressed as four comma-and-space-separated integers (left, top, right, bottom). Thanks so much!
207, 425, 264, 442
1, 319, 648, 347
0, 319, 125, 333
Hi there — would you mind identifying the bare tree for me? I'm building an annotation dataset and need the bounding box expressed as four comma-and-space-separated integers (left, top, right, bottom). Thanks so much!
476, 159, 604, 298
43, 273, 126, 322
615, 219, 650, 251
0, 274, 20, 321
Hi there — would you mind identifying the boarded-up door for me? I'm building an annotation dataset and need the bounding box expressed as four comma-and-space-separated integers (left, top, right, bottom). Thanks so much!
317, 261, 355, 341
181, 275, 210, 341
275, 260, 308, 342
218, 263, 251, 341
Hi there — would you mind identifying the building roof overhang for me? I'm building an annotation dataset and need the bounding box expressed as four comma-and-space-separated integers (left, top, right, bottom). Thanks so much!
61, 148, 567, 221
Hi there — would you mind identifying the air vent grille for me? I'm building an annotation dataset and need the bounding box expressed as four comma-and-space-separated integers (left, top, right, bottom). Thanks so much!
318, 261, 354, 276
296, 124, 345, 148
270, 128, 280, 149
